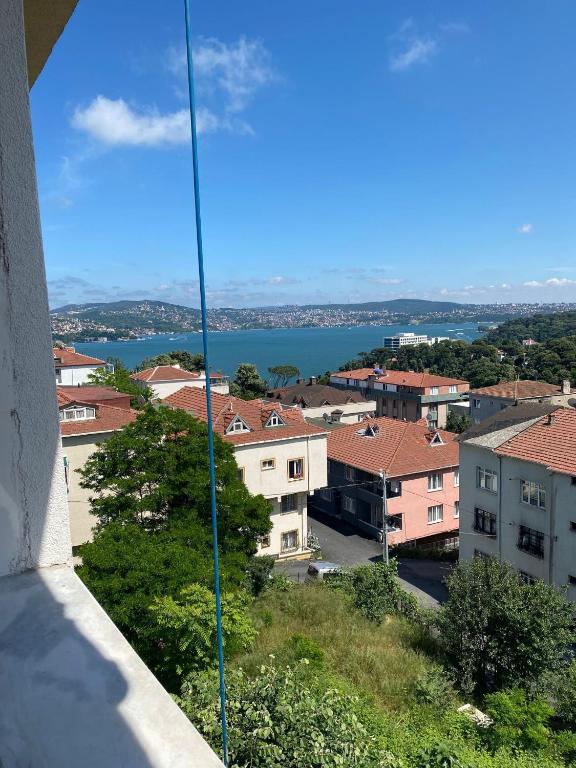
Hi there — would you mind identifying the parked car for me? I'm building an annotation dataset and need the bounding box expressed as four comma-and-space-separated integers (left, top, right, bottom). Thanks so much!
306, 561, 342, 580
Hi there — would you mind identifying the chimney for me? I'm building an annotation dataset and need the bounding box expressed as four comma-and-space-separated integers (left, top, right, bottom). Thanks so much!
562, 379, 571, 395
547, 413, 556, 426
368, 373, 377, 382
310, 376, 317, 385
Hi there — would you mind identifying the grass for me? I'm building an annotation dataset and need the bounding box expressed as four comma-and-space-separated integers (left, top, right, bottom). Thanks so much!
233, 582, 434, 712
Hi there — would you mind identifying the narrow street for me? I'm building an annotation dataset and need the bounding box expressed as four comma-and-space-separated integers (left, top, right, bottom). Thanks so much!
275, 509, 453, 608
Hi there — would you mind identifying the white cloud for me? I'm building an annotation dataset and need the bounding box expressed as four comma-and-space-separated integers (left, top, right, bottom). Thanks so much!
517, 223, 533, 234
267, 276, 298, 285
389, 19, 438, 72
374, 277, 405, 285
523, 277, 576, 288
71, 96, 223, 147
167, 37, 276, 113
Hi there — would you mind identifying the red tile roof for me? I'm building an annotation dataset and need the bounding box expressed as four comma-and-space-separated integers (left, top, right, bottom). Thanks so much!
58, 386, 132, 409
131, 365, 224, 383
53, 348, 106, 367
470, 380, 563, 399
495, 407, 576, 475
332, 368, 468, 389
327, 416, 459, 478
59, 402, 138, 436
164, 387, 327, 446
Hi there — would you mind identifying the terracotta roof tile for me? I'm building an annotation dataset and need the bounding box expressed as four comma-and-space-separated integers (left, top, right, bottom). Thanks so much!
59, 403, 138, 436
53, 348, 106, 367
164, 387, 327, 445
470, 380, 563, 399
332, 368, 468, 389
267, 383, 367, 408
131, 365, 204, 382
58, 386, 132, 409
327, 416, 459, 478
495, 407, 576, 475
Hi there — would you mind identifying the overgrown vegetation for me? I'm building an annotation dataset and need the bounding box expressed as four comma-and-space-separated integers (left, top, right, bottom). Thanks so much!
88, 357, 152, 407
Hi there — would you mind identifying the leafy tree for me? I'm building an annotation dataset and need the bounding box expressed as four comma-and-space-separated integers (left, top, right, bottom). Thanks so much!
88, 358, 151, 407
229, 363, 267, 400
138, 349, 205, 372
550, 660, 576, 729
483, 689, 553, 752
436, 558, 575, 695
77, 407, 271, 680
446, 411, 470, 434
147, 585, 256, 691
244, 555, 275, 596
267, 364, 300, 388
178, 661, 384, 768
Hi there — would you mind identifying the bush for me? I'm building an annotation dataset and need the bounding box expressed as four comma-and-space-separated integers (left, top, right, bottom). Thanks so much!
287, 633, 325, 668
483, 689, 553, 752
551, 659, 576, 729
245, 556, 275, 596
178, 661, 384, 767
414, 744, 469, 768
413, 666, 456, 710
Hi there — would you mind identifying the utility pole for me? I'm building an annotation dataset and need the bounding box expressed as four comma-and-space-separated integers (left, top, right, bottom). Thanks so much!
380, 470, 389, 565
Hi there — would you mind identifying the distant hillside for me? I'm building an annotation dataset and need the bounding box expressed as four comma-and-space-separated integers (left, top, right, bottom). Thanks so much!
301, 298, 467, 313
486, 311, 576, 344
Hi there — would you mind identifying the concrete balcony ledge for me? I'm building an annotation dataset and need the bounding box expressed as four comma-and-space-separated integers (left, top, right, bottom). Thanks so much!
0, 565, 223, 768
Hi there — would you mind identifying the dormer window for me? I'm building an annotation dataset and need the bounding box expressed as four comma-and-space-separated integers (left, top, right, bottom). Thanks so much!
357, 424, 378, 437
59, 406, 96, 422
265, 411, 285, 428
226, 415, 250, 434
429, 431, 444, 446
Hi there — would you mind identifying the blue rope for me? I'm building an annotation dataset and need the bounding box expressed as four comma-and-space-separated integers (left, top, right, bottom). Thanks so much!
183, 2, 229, 764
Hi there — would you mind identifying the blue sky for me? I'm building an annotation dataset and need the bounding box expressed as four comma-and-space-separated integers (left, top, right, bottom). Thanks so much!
31, 1, 576, 309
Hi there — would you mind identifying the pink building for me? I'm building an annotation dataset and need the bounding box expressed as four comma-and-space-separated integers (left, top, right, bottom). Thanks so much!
312, 416, 460, 548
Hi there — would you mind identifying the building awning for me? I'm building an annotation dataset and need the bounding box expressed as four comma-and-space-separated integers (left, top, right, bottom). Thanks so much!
24, 0, 79, 86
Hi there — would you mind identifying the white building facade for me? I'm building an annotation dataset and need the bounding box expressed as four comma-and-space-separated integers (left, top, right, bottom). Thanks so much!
54, 347, 107, 385
459, 405, 576, 599
132, 364, 230, 399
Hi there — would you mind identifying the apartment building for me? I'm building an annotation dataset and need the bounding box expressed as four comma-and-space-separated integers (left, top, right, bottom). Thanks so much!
266, 378, 376, 424
58, 387, 137, 546
468, 379, 574, 424
311, 417, 460, 547
459, 404, 576, 599
165, 387, 328, 558
382, 332, 449, 349
131, 364, 229, 399
53, 346, 107, 385
330, 367, 469, 429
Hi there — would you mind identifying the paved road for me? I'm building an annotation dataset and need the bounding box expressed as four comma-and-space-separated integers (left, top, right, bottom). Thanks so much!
276, 509, 453, 607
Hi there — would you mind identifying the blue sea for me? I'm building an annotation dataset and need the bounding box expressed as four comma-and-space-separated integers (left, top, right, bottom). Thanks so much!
76, 322, 481, 378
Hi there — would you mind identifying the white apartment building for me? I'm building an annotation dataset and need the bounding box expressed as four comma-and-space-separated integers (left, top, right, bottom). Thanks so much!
382, 332, 449, 349
131, 364, 230, 399
165, 387, 328, 558
53, 346, 107, 385
459, 404, 576, 599
468, 379, 574, 424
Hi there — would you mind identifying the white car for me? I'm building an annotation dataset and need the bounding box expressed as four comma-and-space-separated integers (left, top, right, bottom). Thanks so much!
306, 561, 342, 580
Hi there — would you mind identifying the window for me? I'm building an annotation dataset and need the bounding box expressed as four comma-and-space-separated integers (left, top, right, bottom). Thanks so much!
474, 549, 492, 560
571, 521, 576, 531
265, 411, 284, 427
428, 472, 443, 491
59, 406, 96, 421
281, 530, 299, 552
519, 571, 536, 585
319, 488, 333, 501
261, 458, 275, 471
226, 416, 249, 433
387, 513, 403, 531
517, 525, 544, 558
344, 465, 355, 481
63, 456, 69, 491
473, 399, 481, 409
259, 534, 271, 549
237, 467, 245, 482
428, 504, 443, 524
454, 470, 460, 487
474, 507, 496, 536
281, 493, 298, 514
55, 369, 62, 383
449, 385, 457, 394
520, 480, 546, 509
569, 575, 576, 586
343, 496, 355, 514
429, 386, 439, 395
453, 500, 460, 518
288, 458, 304, 480
477, 466, 498, 493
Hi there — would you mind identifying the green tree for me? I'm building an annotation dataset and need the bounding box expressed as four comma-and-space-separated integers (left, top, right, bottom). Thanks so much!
550, 659, 576, 729
267, 365, 300, 388
147, 585, 256, 691
483, 689, 553, 752
138, 349, 205, 372
178, 661, 384, 768
77, 407, 271, 680
88, 358, 150, 407
436, 558, 575, 695
446, 411, 470, 434
229, 363, 268, 400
